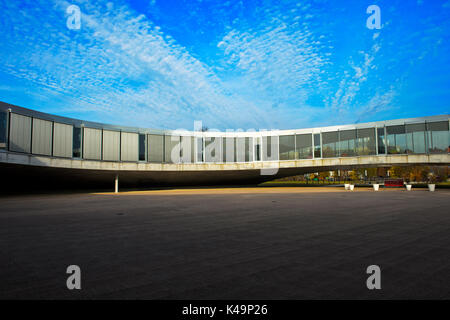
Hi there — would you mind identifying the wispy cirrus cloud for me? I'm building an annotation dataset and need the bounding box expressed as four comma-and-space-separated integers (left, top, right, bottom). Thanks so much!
0, 0, 447, 130
0, 0, 270, 129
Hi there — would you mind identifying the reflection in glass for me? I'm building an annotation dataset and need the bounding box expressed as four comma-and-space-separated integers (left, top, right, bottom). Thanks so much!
405, 123, 426, 154
139, 134, 146, 161
245, 137, 253, 162
254, 137, 261, 161
262, 136, 277, 161
222, 137, 236, 163
205, 137, 222, 162
377, 128, 386, 154
197, 137, 203, 162
339, 130, 356, 157
387, 125, 407, 154
356, 128, 376, 155
72, 127, 81, 158
0, 111, 7, 149
427, 121, 449, 154
314, 134, 321, 158
148, 134, 164, 163
279, 135, 295, 160
296, 134, 312, 159
322, 131, 339, 158
164, 135, 180, 163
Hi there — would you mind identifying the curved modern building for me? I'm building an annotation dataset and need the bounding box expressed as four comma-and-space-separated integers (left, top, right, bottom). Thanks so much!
0, 101, 449, 190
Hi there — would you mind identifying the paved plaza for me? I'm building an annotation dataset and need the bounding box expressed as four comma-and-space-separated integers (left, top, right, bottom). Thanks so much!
1, 187, 449, 299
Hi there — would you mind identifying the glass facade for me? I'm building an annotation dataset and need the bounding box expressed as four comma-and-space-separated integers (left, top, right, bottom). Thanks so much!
279, 135, 295, 160
1, 107, 448, 165
0, 111, 7, 149
377, 127, 386, 154
72, 127, 81, 158
387, 125, 407, 154
296, 134, 312, 159
427, 121, 449, 154
322, 131, 339, 158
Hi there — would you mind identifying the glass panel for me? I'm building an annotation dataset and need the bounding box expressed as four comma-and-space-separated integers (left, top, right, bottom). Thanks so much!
314, 134, 321, 158
0, 111, 7, 149
138, 134, 146, 161
262, 136, 277, 161
322, 131, 339, 158
164, 135, 180, 163
387, 125, 407, 154
377, 128, 386, 154
296, 133, 312, 159
223, 137, 235, 162
148, 134, 164, 163
254, 137, 261, 161
406, 123, 426, 154
279, 135, 295, 160
339, 130, 356, 157
72, 127, 81, 158
205, 137, 221, 162
356, 128, 376, 155
427, 121, 449, 154
245, 137, 253, 162
197, 137, 203, 162
236, 137, 245, 162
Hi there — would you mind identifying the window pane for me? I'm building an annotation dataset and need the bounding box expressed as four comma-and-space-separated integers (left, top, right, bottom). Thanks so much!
205, 137, 221, 162
0, 111, 7, 149
164, 135, 180, 163
236, 137, 245, 162
377, 128, 385, 154
72, 127, 81, 158
138, 134, 146, 161
339, 130, 356, 157
279, 135, 295, 160
254, 137, 261, 161
406, 123, 426, 154
296, 134, 312, 159
427, 121, 449, 154
262, 136, 278, 161
245, 137, 253, 162
356, 128, 376, 155
322, 131, 338, 158
148, 134, 164, 163
197, 137, 203, 162
387, 125, 407, 154
223, 137, 235, 162
314, 134, 321, 158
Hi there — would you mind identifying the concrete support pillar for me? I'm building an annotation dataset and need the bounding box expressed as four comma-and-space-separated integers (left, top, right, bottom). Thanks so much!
115, 174, 119, 193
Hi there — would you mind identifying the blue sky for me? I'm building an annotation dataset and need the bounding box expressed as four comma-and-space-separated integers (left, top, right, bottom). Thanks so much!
0, 0, 449, 130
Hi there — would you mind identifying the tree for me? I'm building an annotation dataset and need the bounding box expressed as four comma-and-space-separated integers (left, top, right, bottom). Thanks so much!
409, 166, 428, 182
349, 170, 359, 181
390, 166, 408, 179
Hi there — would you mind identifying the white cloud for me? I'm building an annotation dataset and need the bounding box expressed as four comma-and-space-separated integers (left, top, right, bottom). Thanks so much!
0, 0, 402, 130
0, 0, 270, 130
